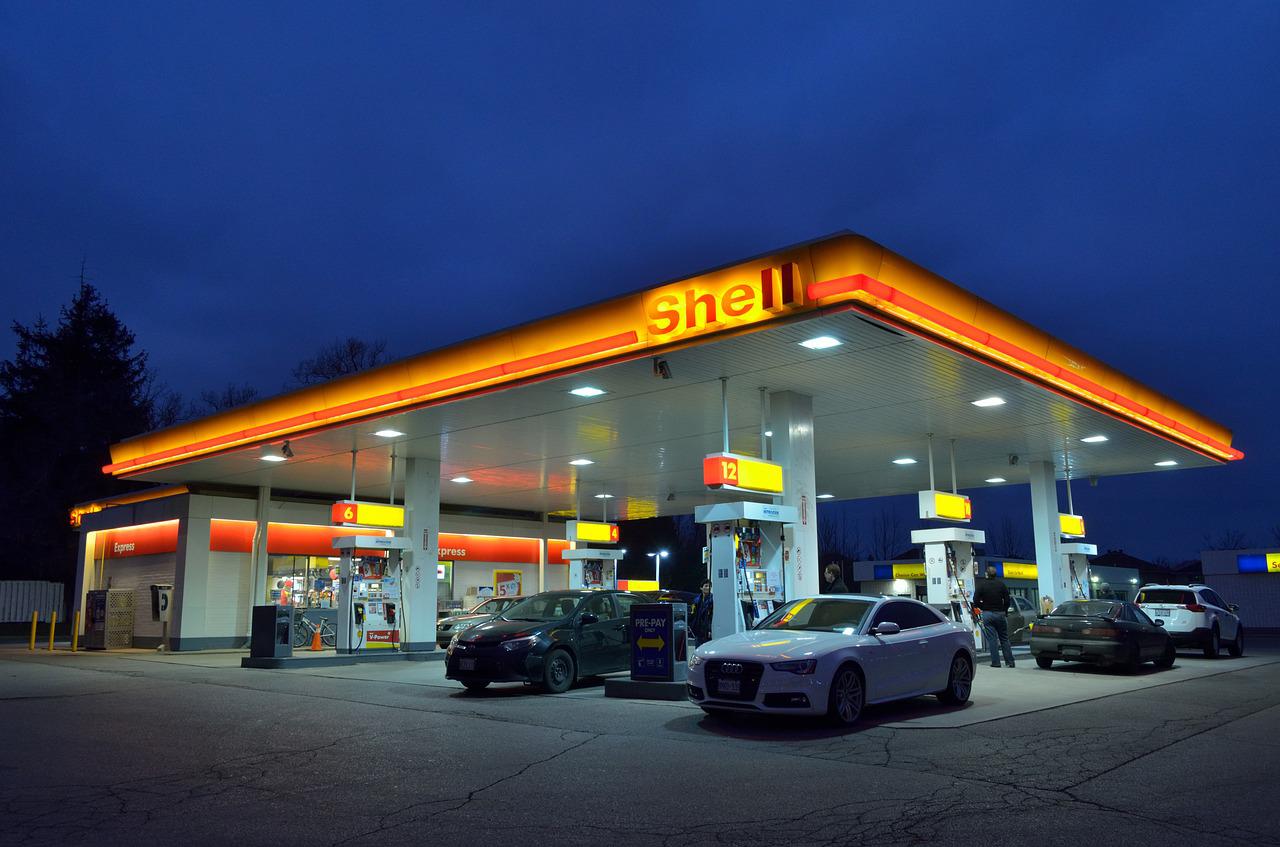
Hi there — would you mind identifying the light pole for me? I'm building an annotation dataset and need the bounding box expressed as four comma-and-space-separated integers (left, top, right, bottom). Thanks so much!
647, 549, 669, 587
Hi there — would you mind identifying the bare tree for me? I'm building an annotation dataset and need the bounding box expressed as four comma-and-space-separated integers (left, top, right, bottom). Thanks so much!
189, 383, 259, 416
818, 507, 861, 564
867, 505, 906, 560
985, 515, 1029, 559
1202, 529, 1251, 550
290, 337, 389, 386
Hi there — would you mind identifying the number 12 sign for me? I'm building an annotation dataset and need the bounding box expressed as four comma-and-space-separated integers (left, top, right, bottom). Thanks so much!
703, 452, 785, 495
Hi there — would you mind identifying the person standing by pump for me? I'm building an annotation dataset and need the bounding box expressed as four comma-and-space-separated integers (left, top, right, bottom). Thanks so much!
690, 579, 714, 646
972, 565, 1016, 668
823, 563, 849, 594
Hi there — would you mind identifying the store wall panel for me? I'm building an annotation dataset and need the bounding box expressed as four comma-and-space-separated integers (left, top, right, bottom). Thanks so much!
103, 553, 177, 646
204, 551, 252, 641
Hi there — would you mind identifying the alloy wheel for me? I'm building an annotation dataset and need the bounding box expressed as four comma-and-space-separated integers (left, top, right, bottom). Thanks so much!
833, 668, 863, 724
950, 656, 972, 701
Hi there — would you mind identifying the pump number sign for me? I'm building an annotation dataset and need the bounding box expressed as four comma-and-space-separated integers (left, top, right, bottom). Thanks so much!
331, 501, 405, 528
1059, 513, 1087, 538
703, 452, 784, 495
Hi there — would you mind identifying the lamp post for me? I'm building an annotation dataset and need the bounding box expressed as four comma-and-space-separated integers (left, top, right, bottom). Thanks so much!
647, 549, 669, 588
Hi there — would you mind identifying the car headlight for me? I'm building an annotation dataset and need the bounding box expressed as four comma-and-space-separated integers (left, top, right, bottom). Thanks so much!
770, 659, 817, 675
688, 653, 704, 670
501, 635, 539, 652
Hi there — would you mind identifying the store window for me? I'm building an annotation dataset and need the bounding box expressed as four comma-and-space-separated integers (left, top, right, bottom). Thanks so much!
267, 556, 340, 607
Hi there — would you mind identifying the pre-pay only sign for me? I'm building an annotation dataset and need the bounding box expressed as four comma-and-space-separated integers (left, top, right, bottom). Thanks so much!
629, 603, 687, 682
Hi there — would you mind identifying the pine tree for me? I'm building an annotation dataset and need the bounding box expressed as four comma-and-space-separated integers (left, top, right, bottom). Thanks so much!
0, 282, 155, 582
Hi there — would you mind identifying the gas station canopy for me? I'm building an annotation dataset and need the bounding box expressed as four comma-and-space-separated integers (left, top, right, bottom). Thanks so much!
105, 233, 1241, 519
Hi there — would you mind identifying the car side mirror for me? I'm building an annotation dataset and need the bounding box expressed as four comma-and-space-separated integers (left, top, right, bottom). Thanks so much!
1229, 604, 1239, 613
1153, 619, 1165, 627
870, 622, 900, 636
579, 613, 599, 626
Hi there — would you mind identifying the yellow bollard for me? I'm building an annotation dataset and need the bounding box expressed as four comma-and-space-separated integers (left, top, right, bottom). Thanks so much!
71, 610, 80, 653
29, 611, 37, 651
47, 610, 58, 651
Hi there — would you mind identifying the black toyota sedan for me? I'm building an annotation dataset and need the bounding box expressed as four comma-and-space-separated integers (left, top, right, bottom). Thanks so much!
444, 590, 647, 693
1030, 599, 1175, 672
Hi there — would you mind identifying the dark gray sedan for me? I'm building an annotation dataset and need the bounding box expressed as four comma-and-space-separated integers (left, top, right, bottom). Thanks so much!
1030, 599, 1175, 672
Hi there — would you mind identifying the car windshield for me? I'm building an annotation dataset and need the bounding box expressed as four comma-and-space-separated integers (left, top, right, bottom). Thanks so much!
1050, 601, 1122, 618
755, 598, 874, 632
500, 592, 582, 622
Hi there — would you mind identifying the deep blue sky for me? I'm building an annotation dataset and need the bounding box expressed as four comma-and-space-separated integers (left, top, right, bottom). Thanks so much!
2, 2, 1277, 562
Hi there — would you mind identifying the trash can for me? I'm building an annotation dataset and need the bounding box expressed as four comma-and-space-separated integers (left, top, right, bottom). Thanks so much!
250, 605, 293, 659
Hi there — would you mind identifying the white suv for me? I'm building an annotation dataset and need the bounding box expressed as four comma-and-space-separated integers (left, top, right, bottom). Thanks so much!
1134, 584, 1243, 658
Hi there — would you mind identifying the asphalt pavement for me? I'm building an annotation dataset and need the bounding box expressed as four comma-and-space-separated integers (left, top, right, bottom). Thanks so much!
2, 640, 1277, 847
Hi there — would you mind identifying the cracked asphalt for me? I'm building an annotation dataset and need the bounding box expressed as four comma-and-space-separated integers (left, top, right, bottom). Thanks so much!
2, 640, 1278, 847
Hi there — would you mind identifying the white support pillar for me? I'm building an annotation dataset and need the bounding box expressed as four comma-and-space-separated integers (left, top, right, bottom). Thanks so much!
72, 528, 92, 638
250, 485, 270, 612
172, 515, 211, 652
402, 456, 441, 651
1028, 461, 1069, 610
769, 391, 819, 599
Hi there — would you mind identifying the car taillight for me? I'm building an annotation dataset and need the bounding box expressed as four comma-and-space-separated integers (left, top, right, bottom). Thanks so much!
1035, 625, 1062, 634
1183, 603, 1206, 613
1081, 627, 1120, 637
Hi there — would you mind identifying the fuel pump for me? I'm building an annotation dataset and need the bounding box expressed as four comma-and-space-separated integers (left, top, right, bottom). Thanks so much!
332, 535, 411, 654
694, 501, 797, 641
1061, 543, 1098, 599
562, 548, 622, 589
911, 526, 986, 635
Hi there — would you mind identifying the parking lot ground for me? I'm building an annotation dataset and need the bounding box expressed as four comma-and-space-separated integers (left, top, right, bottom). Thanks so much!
2, 639, 1278, 846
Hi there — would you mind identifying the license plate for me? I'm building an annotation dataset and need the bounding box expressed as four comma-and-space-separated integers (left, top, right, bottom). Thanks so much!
1062, 646, 1082, 655
717, 678, 741, 695
459, 658, 476, 671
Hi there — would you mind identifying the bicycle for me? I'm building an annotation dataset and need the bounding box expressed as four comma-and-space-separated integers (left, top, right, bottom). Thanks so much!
292, 611, 337, 648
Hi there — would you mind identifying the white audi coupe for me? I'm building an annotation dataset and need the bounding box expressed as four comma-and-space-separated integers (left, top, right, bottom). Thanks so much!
687, 594, 976, 725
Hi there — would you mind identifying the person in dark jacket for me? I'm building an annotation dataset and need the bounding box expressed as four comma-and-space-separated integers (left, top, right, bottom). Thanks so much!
823, 563, 849, 594
972, 565, 1016, 667
690, 579, 714, 646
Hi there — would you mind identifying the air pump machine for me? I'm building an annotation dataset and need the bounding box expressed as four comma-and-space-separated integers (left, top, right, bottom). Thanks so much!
694, 501, 798, 640
332, 534, 411, 654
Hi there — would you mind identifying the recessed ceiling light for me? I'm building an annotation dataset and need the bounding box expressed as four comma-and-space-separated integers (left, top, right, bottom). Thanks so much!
799, 336, 842, 350
971, 396, 1005, 407
260, 454, 287, 462
985, 477, 1007, 484
1080, 435, 1108, 443
569, 458, 594, 466
569, 386, 606, 398
451, 476, 473, 483
764, 430, 773, 437
594, 493, 614, 499
816, 493, 835, 500
1154, 460, 1178, 467
374, 429, 404, 438
892, 457, 917, 465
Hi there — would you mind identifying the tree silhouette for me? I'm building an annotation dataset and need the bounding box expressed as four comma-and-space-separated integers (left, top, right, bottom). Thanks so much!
0, 281, 156, 581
